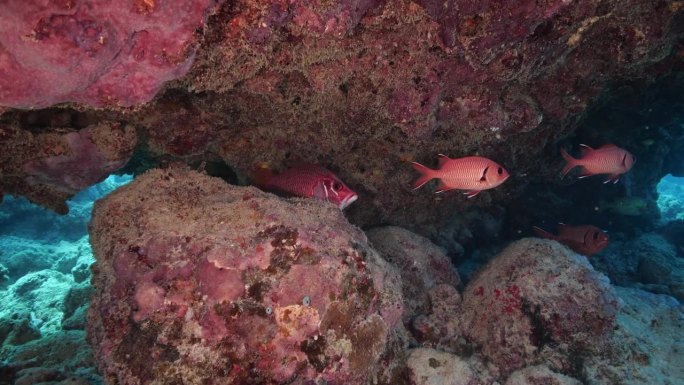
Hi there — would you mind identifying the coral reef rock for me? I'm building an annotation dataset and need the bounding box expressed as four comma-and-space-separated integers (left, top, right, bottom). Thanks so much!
0, 122, 137, 214
408, 283, 465, 353
459, 238, 620, 376
583, 287, 684, 385
0, 0, 222, 109
87, 166, 406, 385
1, 0, 682, 231
596, 233, 684, 301
504, 365, 582, 385
367, 226, 460, 320
406, 347, 490, 385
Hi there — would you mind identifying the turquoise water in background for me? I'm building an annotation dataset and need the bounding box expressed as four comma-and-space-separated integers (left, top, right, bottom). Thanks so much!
657, 174, 684, 222
0, 175, 131, 381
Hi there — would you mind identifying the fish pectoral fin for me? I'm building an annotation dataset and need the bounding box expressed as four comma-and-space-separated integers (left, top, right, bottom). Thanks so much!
479, 166, 489, 182
464, 190, 481, 198
603, 174, 620, 184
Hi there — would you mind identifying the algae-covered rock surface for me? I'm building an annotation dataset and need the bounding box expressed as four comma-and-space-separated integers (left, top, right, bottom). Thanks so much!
87, 166, 406, 384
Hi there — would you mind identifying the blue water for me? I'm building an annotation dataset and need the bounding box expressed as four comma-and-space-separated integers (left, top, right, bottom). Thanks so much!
657, 174, 684, 222
0, 174, 131, 382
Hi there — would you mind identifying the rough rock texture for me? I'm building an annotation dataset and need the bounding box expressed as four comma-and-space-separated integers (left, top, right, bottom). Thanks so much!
405, 348, 489, 385
366, 226, 460, 320
583, 287, 684, 385
504, 365, 582, 385
459, 238, 620, 376
87, 166, 406, 385
0, 0, 682, 231
0, 0, 223, 108
408, 284, 466, 353
594, 233, 684, 301
0, 122, 136, 214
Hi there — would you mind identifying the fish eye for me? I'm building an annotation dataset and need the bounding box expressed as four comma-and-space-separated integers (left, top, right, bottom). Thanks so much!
497, 167, 503, 175
593, 232, 599, 240
332, 182, 342, 191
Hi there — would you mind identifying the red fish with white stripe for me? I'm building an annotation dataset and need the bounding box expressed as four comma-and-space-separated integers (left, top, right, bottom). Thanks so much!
411, 155, 510, 198
561, 144, 635, 184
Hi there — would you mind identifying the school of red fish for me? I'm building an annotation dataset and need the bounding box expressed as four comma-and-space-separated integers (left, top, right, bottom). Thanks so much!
254, 143, 635, 257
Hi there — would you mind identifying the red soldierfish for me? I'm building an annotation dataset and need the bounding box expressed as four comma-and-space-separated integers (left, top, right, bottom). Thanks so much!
411, 155, 510, 198
533, 223, 609, 256
254, 164, 358, 209
561, 144, 635, 184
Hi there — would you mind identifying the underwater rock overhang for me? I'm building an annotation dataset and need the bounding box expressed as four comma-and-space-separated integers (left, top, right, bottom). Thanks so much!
0, 0, 683, 232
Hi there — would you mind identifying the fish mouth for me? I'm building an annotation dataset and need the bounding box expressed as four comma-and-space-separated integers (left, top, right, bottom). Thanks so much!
339, 194, 358, 210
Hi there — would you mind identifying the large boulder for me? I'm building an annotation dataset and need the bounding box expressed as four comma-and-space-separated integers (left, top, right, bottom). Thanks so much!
367, 226, 460, 320
459, 238, 620, 376
583, 287, 684, 384
87, 166, 406, 384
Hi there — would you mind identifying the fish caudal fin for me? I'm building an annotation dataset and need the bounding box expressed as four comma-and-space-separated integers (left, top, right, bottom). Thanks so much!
560, 148, 578, 178
411, 162, 437, 190
252, 164, 274, 188
532, 226, 554, 240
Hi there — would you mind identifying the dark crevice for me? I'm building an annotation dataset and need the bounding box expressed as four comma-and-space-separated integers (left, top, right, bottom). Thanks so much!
521, 298, 553, 349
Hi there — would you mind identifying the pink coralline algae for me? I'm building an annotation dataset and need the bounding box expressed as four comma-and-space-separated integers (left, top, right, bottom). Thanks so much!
366, 226, 460, 321
23, 125, 135, 195
0, 0, 221, 109
87, 166, 406, 384
459, 238, 620, 376
0, 121, 136, 214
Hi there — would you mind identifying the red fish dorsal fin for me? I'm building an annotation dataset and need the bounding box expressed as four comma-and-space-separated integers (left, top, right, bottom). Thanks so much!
437, 154, 451, 167
579, 144, 594, 155
556, 222, 570, 234
532, 226, 554, 239
597, 144, 619, 150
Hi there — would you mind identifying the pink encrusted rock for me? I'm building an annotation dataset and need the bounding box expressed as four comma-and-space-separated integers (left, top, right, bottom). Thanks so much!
0, 121, 136, 214
409, 284, 464, 352
366, 226, 460, 320
459, 238, 620, 376
23, 124, 135, 194
87, 166, 406, 385
0, 0, 221, 109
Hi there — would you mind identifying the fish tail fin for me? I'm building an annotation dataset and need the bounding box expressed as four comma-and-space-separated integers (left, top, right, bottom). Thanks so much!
252, 163, 274, 188
532, 226, 554, 240
560, 148, 578, 177
411, 162, 436, 189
